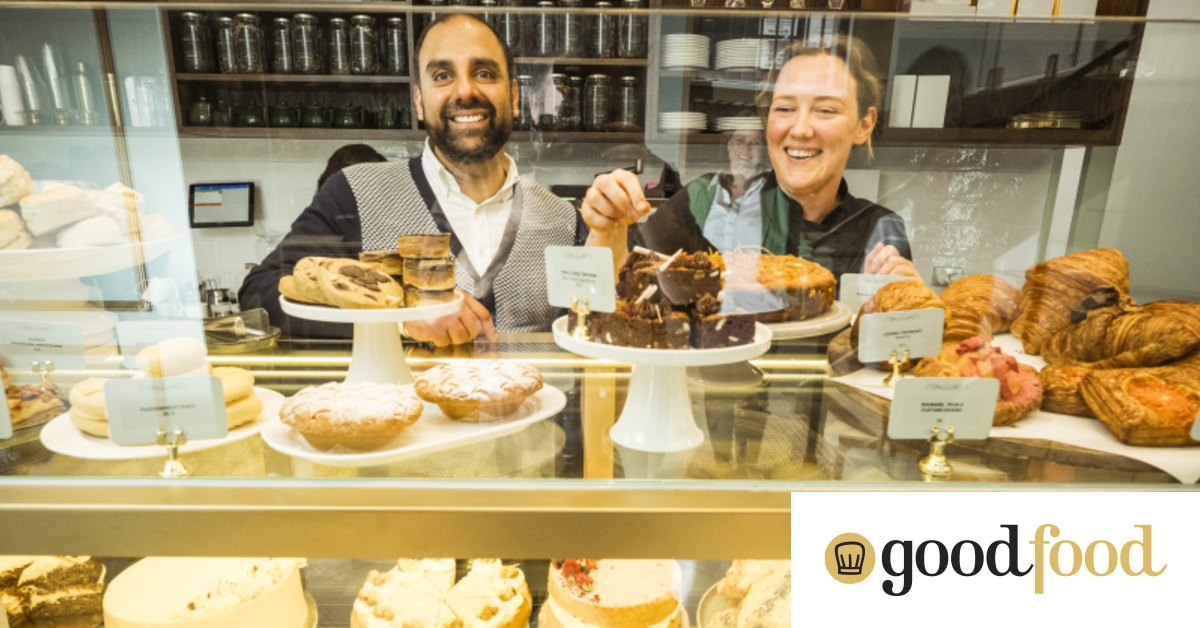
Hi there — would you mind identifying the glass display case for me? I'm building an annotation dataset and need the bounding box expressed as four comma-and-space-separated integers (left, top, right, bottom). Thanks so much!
1, 0, 1198, 625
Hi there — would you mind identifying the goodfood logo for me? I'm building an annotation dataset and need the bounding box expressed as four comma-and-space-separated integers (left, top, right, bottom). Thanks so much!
826, 524, 1166, 596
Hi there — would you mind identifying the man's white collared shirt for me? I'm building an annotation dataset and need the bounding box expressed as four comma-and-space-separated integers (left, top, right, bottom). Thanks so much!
420, 141, 519, 273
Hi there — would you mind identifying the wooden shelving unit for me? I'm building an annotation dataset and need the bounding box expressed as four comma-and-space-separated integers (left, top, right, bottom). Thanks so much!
176, 73, 412, 85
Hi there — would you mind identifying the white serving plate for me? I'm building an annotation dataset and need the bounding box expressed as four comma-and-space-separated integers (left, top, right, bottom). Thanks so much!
0, 237, 175, 282
766, 300, 853, 340
39, 387, 282, 460
278, 293, 462, 323
260, 385, 566, 467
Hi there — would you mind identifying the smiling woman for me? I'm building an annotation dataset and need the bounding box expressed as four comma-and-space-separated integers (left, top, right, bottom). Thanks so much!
583, 35, 921, 281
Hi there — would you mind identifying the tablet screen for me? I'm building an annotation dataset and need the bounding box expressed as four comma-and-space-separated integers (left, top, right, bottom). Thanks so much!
189, 182, 254, 228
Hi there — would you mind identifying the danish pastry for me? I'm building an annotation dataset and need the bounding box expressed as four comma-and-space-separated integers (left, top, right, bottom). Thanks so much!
1038, 364, 1094, 417
1080, 367, 1200, 446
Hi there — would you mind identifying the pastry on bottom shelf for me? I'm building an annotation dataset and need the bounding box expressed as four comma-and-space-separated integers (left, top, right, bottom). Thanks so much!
103, 557, 306, 628
713, 560, 790, 628
280, 382, 423, 451
6, 383, 64, 428
17, 556, 105, 621
539, 559, 683, 628
352, 558, 530, 628
414, 360, 543, 420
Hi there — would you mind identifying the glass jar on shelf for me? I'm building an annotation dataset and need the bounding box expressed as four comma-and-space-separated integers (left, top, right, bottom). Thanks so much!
583, 73, 610, 131
590, 1, 615, 59
481, 0, 501, 33
233, 13, 265, 73
515, 74, 536, 131
613, 75, 640, 130
498, 0, 523, 56
383, 17, 407, 76
271, 17, 294, 74
179, 12, 213, 73
215, 16, 237, 73
549, 72, 571, 131
531, 1, 558, 58
558, 0, 586, 58
292, 13, 323, 74
616, 0, 646, 59
568, 75, 583, 131
327, 17, 351, 75
350, 15, 379, 75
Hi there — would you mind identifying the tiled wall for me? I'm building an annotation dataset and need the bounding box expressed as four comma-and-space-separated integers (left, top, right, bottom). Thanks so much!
181, 137, 1059, 292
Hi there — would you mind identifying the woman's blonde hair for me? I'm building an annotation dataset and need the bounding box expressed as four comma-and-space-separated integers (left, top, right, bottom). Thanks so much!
756, 35, 883, 156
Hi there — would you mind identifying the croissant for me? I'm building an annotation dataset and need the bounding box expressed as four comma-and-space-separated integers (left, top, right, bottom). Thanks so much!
1042, 297, 1200, 369
1011, 248, 1130, 355
940, 274, 1022, 341
850, 280, 944, 371
1080, 367, 1200, 446
1038, 364, 1094, 417
912, 336, 1043, 426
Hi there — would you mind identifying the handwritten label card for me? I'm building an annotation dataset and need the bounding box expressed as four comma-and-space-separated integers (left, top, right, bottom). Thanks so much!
0, 321, 85, 370
545, 246, 616, 313
889, 377, 999, 440
856, 309, 945, 363
103, 377, 227, 446
838, 273, 910, 314
115, 320, 205, 370
0, 392, 11, 440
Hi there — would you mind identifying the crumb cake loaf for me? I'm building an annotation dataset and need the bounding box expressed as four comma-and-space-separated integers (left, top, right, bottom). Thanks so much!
570, 248, 755, 349
352, 558, 531, 628
539, 559, 683, 628
103, 557, 307, 628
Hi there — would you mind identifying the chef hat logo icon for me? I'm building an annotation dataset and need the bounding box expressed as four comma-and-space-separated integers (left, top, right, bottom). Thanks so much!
825, 533, 875, 584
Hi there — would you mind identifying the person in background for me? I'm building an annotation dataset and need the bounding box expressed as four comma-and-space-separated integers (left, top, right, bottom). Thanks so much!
580, 36, 919, 280
315, 144, 387, 192
670, 122, 770, 252
240, 14, 617, 344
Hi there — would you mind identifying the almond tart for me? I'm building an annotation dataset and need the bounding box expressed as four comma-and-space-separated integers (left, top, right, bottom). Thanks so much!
280, 382, 423, 451
414, 360, 543, 421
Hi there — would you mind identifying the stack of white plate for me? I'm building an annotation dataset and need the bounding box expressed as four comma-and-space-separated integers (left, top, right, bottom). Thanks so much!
715, 38, 771, 70
659, 111, 708, 132
714, 116, 763, 132
758, 39, 780, 70
661, 34, 711, 70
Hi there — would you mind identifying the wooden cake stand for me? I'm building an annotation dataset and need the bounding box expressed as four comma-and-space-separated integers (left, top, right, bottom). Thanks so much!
280, 295, 462, 384
552, 316, 772, 453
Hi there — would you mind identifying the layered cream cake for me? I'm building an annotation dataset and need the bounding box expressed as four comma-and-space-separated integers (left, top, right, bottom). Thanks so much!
103, 557, 307, 628
0, 555, 106, 622
352, 558, 530, 628
539, 559, 683, 628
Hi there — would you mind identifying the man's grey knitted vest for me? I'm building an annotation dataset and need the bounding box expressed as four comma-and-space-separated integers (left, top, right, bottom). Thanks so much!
344, 158, 575, 331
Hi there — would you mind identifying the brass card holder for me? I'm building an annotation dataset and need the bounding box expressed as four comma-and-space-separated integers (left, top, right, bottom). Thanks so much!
156, 427, 190, 478
918, 425, 955, 482
31, 360, 57, 390
883, 347, 911, 388
571, 296, 591, 340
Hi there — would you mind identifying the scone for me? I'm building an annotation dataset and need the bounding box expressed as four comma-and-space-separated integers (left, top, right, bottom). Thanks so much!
0, 208, 32, 250
136, 337, 208, 377
280, 382, 423, 451
414, 361, 543, 420
317, 258, 405, 309
0, 154, 33, 206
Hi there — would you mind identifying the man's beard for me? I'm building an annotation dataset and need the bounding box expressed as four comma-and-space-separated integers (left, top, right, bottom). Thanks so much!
427, 97, 512, 164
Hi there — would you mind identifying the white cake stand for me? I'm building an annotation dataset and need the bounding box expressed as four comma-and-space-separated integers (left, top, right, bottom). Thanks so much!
280, 295, 462, 384
552, 316, 772, 453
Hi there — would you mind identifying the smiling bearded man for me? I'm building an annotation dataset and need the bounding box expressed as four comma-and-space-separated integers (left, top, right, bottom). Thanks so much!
240, 14, 613, 345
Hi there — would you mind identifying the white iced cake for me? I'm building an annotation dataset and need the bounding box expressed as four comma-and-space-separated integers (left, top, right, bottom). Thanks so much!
103, 557, 307, 628
539, 559, 683, 628
353, 558, 531, 628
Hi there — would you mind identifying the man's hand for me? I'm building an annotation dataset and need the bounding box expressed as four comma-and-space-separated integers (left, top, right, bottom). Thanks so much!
404, 292, 498, 347
865, 242, 921, 279
580, 169, 652, 235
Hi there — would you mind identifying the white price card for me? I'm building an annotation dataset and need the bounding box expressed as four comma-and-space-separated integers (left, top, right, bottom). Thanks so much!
0, 320, 85, 370
0, 390, 11, 440
116, 320, 205, 369
888, 377, 999, 440
103, 376, 227, 446
856, 308, 945, 363
545, 246, 616, 313
838, 273, 910, 314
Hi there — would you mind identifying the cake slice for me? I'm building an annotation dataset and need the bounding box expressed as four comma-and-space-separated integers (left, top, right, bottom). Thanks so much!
541, 559, 682, 628
656, 250, 722, 307
690, 294, 755, 349
0, 556, 37, 589
18, 556, 104, 620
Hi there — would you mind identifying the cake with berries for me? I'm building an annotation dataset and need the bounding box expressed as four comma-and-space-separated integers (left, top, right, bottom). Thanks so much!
538, 559, 682, 628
